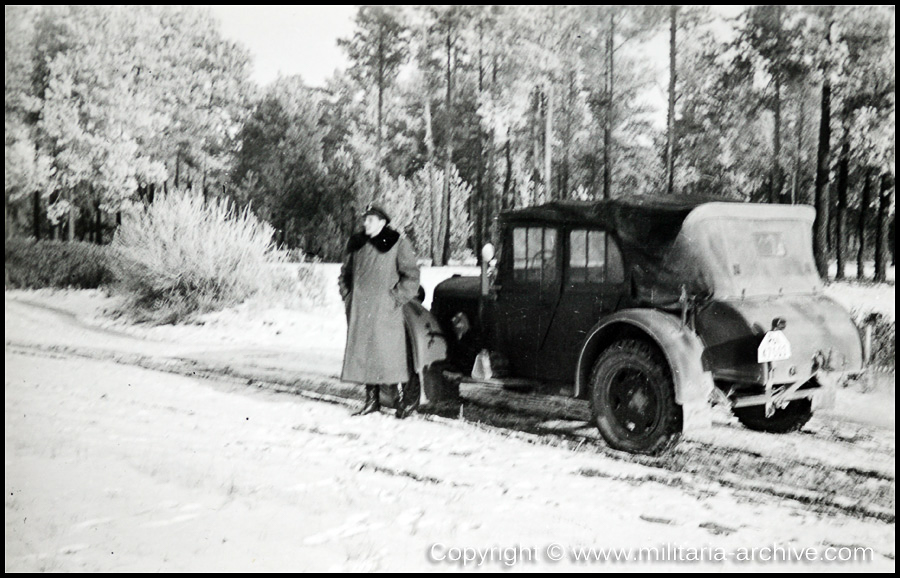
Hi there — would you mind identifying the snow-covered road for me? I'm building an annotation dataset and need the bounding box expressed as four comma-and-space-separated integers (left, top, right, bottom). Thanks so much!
4, 276, 895, 572
5, 349, 894, 572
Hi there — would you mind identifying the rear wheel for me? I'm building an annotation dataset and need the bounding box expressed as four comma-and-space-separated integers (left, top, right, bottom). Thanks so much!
732, 398, 813, 433
590, 339, 682, 454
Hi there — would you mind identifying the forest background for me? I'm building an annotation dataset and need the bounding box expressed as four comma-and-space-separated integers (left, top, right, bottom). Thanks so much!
4, 6, 895, 280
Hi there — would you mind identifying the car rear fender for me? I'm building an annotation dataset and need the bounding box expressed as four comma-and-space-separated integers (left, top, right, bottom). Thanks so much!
576, 309, 714, 432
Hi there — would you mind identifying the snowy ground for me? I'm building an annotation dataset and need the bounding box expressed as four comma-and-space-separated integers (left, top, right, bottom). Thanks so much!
4, 265, 895, 572
825, 262, 895, 322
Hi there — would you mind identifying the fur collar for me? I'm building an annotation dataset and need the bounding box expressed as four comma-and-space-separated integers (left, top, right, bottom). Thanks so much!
346, 226, 401, 254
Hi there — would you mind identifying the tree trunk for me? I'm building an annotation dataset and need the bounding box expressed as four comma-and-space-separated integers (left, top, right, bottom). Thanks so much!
666, 5, 677, 196
834, 140, 849, 280
422, 13, 438, 263
486, 131, 496, 243
377, 40, 384, 198
475, 25, 485, 263
874, 172, 894, 283
791, 99, 804, 204
67, 192, 76, 242
562, 72, 575, 200
770, 5, 784, 204
486, 51, 499, 242
812, 21, 832, 279
545, 81, 553, 201
503, 135, 512, 211
856, 169, 871, 280
604, 11, 615, 200
772, 77, 784, 203
94, 200, 102, 244
428, 163, 437, 266
827, 187, 834, 252
442, 158, 452, 264
4, 194, 8, 242
4, 195, 9, 285
33, 190, 41, 240
424, 92, 438, 264
441, 26, 454, 266
532, 89, 542, 201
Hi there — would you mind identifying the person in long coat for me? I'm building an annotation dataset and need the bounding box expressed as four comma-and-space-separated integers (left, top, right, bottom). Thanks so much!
339, 204, 420, 418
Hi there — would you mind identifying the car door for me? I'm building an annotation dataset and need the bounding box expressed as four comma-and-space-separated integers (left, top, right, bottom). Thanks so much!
492, 225, 560, 378
541, 228, 626, 382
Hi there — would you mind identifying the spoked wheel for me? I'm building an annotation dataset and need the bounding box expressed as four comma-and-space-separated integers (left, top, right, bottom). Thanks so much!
590, 339, 682, 454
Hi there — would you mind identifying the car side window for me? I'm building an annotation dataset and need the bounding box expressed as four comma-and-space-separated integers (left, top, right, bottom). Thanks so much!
568, 229, 624, 284
512, 226, 557, 286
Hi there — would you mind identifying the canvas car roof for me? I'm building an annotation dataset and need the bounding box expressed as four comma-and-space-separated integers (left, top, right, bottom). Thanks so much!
500, 196, 819, 308
500, 195, 738, 243
500, 196, 815, 242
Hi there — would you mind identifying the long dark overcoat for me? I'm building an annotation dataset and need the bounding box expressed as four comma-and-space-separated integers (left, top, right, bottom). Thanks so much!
339, 227, 420, 385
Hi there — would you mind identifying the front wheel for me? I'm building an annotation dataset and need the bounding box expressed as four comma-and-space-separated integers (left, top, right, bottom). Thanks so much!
420, 361, 459, 405
589, 339, 682, 455
732, 398, 813, 433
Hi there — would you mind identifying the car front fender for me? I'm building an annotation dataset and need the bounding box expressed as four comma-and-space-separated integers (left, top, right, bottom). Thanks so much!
403, 299, 449, 376
576, 309, 714, 433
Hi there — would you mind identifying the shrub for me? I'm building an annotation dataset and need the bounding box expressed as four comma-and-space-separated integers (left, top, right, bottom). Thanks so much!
111, 191, 294, 324
871, 318, 895, 371
856, 314, 896, 372
5, 237, 116, 289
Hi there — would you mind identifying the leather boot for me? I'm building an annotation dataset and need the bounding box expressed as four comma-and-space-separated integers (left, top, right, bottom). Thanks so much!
352, 385, 380, 416
395, 380, 420, 420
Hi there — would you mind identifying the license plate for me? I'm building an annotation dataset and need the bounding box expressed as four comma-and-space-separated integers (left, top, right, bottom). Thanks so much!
758, 330, 792, 363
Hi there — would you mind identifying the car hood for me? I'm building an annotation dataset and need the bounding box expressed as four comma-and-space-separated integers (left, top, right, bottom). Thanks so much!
433, 275, 480, 300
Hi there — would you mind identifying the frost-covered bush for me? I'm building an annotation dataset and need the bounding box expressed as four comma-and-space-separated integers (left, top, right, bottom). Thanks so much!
378, 163, 473, 262
853, 312, 896, 372
5, 238, 116, 289
111, 191, 295, 324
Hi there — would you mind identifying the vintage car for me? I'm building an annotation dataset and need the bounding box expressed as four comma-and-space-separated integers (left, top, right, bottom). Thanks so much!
404, 196, 864, 454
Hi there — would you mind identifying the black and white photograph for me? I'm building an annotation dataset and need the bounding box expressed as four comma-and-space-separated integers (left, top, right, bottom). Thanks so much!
5, 5, 895, 572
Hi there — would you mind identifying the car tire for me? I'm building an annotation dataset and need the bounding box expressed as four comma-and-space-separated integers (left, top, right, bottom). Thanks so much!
732, 398, 813, 433
421, 361, 459, 405
589, 339, 682, 455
